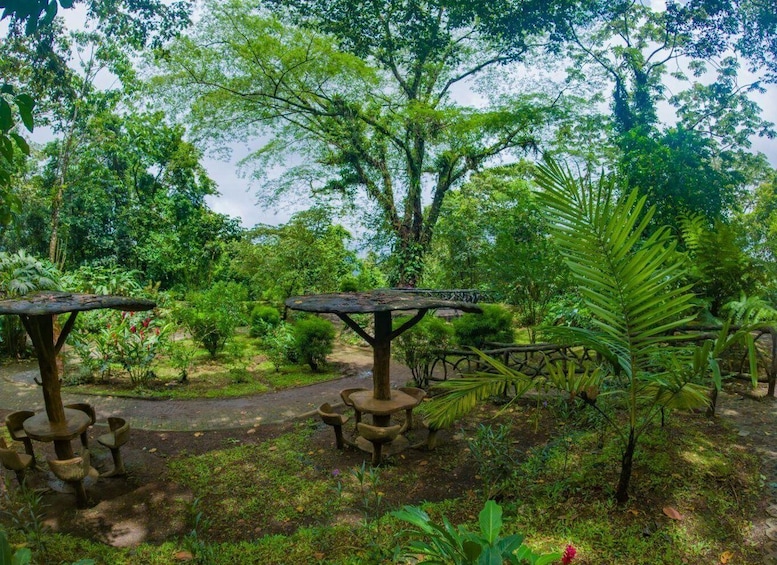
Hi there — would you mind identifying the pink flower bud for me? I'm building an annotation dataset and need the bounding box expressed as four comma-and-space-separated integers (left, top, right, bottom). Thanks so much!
561, 545, 577, 565
130, 325, 137, 333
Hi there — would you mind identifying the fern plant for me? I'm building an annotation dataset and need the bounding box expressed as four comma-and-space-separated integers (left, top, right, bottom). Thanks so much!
423, 157, 715, 504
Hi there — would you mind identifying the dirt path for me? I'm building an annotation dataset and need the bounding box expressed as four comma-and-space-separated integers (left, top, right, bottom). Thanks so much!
0, 344, 414, 431
715, 387, 777, 564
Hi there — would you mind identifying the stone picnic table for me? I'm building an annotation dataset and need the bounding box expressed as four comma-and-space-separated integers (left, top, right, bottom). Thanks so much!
286, 290, 482, 428
0, 291, 154, 487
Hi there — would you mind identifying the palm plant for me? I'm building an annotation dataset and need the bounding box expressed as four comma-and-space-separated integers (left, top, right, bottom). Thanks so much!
424, 157, 714, 504
0, 251, 61, 357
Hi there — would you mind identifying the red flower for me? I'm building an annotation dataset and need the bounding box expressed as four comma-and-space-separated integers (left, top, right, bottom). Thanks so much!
142, 318, 150, 328
561, 545, 577, 565
130, 325, 137, 333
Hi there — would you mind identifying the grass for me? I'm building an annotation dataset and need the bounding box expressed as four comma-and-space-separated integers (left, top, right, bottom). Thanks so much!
62, 332, 342, 400
19, 396, 763, 565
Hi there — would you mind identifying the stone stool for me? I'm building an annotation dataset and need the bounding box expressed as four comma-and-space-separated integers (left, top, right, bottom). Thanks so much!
317, 403, 350, 450
48, 450, 91, 508
65, 403, 96, 448
97, 417, 130, 477
356, 422, 401, 466
0, 437, 33, 487
5, 410, 36, 468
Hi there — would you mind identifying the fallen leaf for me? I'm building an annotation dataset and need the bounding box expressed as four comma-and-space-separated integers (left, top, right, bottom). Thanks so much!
663, 506, 683, 520
174, 550, 193, 561
149, 448, 157, 453
314, 553, 325, 560
246, 428, 256, 434
193, 432, 204, 438
296, 506, 304, 513
269, 445, 278, 451
628, 509, 639, 516
720, 550, 734, 563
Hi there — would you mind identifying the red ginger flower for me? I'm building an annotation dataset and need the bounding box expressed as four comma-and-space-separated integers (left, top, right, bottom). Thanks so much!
561, 545, 577, 565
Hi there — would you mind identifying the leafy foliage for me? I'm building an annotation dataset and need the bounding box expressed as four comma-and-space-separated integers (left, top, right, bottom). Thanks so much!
453, 305, 514, 348
426, 157, 719, 504
392, 499, 563, 565
680, 214, 765, 315
249, 305, 281, 338
227, 207, 356, 305
392, 315, 453, 387
0, 250, 61, 357
176, 282, 248, 357
423, 167, 570, 339
292, 316, 335, 372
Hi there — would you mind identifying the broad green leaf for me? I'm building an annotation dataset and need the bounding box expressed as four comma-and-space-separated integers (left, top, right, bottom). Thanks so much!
9, 133, 29, 156
1, 530, 12, 565
13, 95, 34, 132
478, 546, 504, 565
479, 500, 502, 544
0, 99, 12, 131
534, 554, 563, 565
463, 540, 482, 561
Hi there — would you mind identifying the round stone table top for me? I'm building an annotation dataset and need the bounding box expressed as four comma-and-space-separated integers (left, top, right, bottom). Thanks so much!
0, 291, 155, 316
286, 289, 482, 315
23, 408, 91, 442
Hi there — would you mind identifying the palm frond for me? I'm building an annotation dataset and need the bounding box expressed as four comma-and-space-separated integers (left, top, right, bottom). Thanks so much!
534, 155, 695, 375
421, 373, 530, 429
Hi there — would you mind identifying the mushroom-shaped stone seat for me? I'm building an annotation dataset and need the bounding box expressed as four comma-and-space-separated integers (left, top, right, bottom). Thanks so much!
0, 437, 34, 486
356, 422, 401, 466
65, 403, 96, 448
5, 410, 36, 468
48, 450, 91, 508
397, 386, 427, 432
97, 417, 130, 477
317, 403, 350, 449
339, 387, 367, 429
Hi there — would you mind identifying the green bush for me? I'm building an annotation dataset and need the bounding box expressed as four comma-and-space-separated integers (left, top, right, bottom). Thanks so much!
249, 305, 281, 337
176, 282, 248, 357
0, 250, 61, 358
453, 304, 514, 348
293, 316, 335, 371
264, 322, 297, 371
393, 315, 453, 387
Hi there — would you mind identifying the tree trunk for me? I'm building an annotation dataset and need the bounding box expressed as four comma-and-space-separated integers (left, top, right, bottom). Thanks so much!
615, 429, 637, 505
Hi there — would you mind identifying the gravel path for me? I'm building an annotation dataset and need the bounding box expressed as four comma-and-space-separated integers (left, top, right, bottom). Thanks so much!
0, 345, 414, 431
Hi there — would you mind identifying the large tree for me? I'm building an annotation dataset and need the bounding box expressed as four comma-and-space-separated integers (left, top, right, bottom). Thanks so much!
566, 1, 773, 230
155, 0, 597, 285
0, 0, 191, 244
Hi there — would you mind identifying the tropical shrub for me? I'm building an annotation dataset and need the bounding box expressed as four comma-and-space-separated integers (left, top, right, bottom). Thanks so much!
0, 250, 60, 357
467, 424, 519, 500
293, 316, 335, 371
61, 262, 143, 296
424, 157, 717, 504
176, 282, 248, 357
393, 315, 453, 387
392, 499, 568, 565
70, 310, 170, 387
249, 304, 281, 337
453, 304, 514, 348
264, 322, 297, 371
